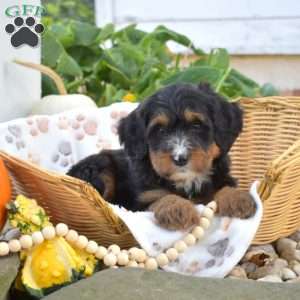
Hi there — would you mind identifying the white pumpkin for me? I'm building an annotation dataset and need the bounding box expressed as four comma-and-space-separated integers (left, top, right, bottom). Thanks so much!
14, 60, 97, 115
31, 94, 97, 115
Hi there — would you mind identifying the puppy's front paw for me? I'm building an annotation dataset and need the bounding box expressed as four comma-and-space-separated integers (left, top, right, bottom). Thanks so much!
150, 195, 199, 231
215, 187, 256, 219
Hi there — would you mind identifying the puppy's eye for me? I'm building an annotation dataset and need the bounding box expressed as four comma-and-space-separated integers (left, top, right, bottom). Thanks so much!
191, 122, 203, 129
158, 126, 167, 134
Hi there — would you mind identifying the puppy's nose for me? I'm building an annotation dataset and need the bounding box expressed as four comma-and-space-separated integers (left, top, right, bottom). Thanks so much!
172, 155, 188, 166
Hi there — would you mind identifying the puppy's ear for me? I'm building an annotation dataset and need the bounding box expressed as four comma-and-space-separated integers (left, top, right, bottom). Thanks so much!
118, 108, 147, 159
212, 100, 243, 154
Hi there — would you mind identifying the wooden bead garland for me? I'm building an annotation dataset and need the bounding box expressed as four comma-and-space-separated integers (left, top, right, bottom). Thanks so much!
0, 201, 217, 270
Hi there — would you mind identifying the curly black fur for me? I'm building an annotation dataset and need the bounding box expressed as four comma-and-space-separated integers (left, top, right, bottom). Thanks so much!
67, 83, 243, 211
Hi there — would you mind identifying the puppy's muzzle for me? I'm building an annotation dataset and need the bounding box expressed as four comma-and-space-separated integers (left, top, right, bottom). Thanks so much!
172, 154, 188, 166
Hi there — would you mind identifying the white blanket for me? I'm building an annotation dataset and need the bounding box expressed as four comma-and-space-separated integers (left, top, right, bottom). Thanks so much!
0, 103, 263, 277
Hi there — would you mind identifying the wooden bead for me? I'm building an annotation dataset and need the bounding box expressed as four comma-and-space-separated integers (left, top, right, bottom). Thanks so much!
166, 248, 178, 261
184, 234, 196, 246
75, 235, 88, 249
135, 249, 147, 263
8, 239, 21, 253
127, 260, 138, 267
42, 226, 56, 240
202, 207, 214, 219
65, 229, 78, 243
20, 235, 33, 249
103, 253, 117, 266
128, 247, 139, 260
207, 201, 217, 212
192, 226, 205, 239
32, 231, 44, 245
86, 241, 98, 254
174, 240, 187, 253
55, 223, 69, 236
95, 246, 107, 259
117, 252, 129, 266
156, 253, 169, 267
0, 242, 9, 256
110, 266, 119, 269
199, 217, 210, 229
145, 258, 158, 270
108, 244, 121, 255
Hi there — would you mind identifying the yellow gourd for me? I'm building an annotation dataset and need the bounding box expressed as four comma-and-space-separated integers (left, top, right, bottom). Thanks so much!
8, 195, 98, 298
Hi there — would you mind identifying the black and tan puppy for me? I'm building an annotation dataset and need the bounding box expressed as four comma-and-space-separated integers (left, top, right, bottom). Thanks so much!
68, 83, 256, 230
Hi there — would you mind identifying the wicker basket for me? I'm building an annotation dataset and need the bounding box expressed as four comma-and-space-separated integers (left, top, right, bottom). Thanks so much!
1, 96, 300, 246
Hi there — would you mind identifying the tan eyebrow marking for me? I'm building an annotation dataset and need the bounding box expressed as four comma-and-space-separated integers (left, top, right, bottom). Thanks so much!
184, 110, 206, 123
149, 113, 170, 128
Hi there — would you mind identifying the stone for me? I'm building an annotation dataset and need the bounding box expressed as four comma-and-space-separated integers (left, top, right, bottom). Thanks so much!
241, 262, 257, 275
281, 268, 297, 281
242, 244, 278, 267
275, 238, 299, 261
0, 255, 19, 300
288, 230, 300, 242
44, 269, 300, 300
227, 266, 247, 279
243, 244, 277, 263
293, 264, 300, 276
287, 277, 300, 283
288, 260, 300, 269
248, 258, 287, 280
276, 238, 297, 253
257, 275, 282, 283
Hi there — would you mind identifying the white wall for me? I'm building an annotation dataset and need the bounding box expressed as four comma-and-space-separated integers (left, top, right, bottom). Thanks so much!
0, 0, 41, 122
95, 0, 300, 55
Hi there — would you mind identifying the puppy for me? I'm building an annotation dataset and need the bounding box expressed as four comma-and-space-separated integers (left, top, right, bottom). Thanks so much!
67, 83, 256, 230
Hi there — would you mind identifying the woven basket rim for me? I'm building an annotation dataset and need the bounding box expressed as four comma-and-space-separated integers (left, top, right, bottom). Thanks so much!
239, 96, 300, 108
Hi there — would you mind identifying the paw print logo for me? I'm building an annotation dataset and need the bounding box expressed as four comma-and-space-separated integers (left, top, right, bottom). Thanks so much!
5, 16, 44, 48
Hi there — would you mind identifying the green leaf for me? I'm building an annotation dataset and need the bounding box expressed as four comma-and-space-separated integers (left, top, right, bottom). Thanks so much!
260, 83, 279, 97
162, 66, 222, 87
113, 24, 147, 45
70, 20, 101, 46
49, 23, 75, 48
105, 43, 144, 79
42, 31, 64, 67
141, 25, 193, 49
56, 52, 82, 77
98, 23, 115, 42
230, 69, 260, 89
208, 48, 230, 70
224, 72, 259, 98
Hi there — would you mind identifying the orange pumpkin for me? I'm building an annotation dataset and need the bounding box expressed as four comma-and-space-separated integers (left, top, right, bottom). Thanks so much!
0, 158, 12, 230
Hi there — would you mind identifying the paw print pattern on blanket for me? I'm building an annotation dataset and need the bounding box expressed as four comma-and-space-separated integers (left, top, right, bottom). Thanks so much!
28, 118, 49, 136
5, 125, 25, 150
110, 110, 130, 134
186, 261, 202, 274
52, 141, 74, 168
68, 114, 98, 141
184, 238, 235, 274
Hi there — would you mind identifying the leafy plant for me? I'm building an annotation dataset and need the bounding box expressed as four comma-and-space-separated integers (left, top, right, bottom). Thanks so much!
42, 20, 278, 105
42, 0, 94, 26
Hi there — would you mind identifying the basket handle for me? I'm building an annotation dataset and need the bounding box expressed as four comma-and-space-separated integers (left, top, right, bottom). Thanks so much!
258, 139, 300, 201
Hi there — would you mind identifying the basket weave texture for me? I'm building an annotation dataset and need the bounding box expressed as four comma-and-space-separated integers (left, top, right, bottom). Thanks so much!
1, 96, 300, 246
230, 97, 300, 244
